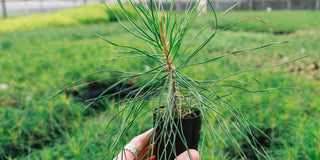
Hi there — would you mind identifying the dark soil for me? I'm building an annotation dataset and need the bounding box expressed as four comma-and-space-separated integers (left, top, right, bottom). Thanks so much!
273, 30, 294, 35
67, 81, 148, 114
225, 127, 282, 160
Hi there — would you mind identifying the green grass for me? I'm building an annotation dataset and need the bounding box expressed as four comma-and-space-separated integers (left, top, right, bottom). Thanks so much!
217, 10, 320, 32
0, 9, 319, 159
0, 4, 136, 34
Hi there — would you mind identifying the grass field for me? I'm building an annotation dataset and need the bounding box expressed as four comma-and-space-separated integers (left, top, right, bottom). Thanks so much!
0, 5, 320, 160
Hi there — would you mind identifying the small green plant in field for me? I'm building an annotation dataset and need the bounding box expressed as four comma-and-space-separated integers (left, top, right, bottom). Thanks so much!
61, 1, 307, 160
1, 9, 318, 159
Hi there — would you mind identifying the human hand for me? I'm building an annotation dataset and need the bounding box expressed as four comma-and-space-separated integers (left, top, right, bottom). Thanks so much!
113, 128, 200, 160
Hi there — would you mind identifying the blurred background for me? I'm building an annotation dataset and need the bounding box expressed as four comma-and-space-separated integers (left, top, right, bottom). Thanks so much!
0, 0, 319, 159
1, 0, 320, 18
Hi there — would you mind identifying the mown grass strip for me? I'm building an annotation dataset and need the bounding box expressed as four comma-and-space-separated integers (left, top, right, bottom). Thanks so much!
0, 4, 137, 34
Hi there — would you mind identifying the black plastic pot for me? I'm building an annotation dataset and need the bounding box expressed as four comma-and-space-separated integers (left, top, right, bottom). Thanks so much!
153, 107, 201, 160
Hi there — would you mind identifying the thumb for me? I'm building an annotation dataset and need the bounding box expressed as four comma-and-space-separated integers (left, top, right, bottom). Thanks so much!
175, 149, 200, 160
